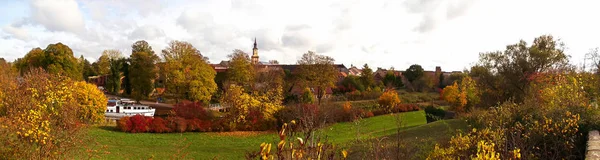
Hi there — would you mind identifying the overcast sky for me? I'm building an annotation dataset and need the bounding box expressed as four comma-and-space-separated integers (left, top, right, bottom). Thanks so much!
1, 0, 599, 71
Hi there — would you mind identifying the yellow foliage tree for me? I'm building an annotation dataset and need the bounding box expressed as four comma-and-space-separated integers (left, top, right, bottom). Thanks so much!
71, 81, 108, 123
378, 90, 401, 110
442, 82, 460, 105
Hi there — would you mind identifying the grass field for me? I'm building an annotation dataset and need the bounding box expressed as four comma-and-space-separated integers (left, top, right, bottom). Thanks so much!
88, 111, 432, 159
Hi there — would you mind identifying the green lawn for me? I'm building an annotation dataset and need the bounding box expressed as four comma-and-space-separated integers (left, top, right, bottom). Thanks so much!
88, 111, 428, 159
348, 119, 468, 159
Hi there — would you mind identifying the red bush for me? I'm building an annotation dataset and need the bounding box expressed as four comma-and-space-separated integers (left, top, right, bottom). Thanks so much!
128, 114, 151, 133
150, 117, 170, 133
117, 117, 130, 132
166, 116, 187, 133
173, 100, 210, 120
186, 118, 201, 132
365, 111, 374, 118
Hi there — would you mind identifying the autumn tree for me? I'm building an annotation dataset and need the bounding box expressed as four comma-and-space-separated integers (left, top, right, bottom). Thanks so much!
442, 76, 479, 112
475, 35, 569, 105
226, 49, 254, 87
105, 50, 123, 94
129, 40, 159, 101
92, 53, 110, 75
296, 51, 337, 105
378, 90, 401, 110
14, 48, 44, 75
161, 40, 217, 103
14, 43, 82, 80
360, 63, 375, 88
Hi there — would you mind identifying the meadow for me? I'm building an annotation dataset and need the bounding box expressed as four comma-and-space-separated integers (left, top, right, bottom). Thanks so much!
88, 110, 466, 159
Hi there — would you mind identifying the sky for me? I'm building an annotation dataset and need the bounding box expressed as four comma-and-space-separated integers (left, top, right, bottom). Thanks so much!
1, 0, 599, 71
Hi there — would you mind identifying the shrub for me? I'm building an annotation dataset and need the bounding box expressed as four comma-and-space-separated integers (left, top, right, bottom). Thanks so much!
127, 115, 152, 133
378, 90, 401, 110
365, 111, 374, 118
173, 100, 210, 120
117, 117, 131, 132
149, 117, 170, 133
166, 116, 187, 133
424, 106, 445, 123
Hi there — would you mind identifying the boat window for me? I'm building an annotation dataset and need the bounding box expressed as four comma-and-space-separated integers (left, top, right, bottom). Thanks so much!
107, 102, 116, 106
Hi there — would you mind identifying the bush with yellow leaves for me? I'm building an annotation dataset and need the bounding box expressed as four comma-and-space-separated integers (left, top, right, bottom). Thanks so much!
431, 73, 599, 159
0, 69, 107, 159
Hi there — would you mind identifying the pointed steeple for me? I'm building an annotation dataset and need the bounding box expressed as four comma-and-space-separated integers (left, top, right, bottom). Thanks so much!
253, 37, 257, 49
252, 37, 259, 64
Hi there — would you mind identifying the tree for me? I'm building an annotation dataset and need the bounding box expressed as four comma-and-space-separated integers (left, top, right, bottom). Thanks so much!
80, 55, 96, 81
105, 50, 123, 94
301, 87, 315, 104
161, 40, 217, 103
92, 54, 110, 75
42, 43, 83, 80
14, 43, 82, 80
404, 64, 424, 83
476, 35, 569, 104
14, 48, 44, 75
129, 40, 159, 101
226, 49, 254, 87
121, 58, 132, 95
360, 64, 374, 88
383, 70, 400, 89
378, 90, 401, 110
340, 75, 365, 92
296, 51, 337, 105
441, 76, 479, 112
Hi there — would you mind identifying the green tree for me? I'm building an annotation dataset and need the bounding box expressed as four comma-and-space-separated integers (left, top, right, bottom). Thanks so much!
42, 43, 83, 80
476, 35, 569, 104
383, 70, 396, 88
121, 58, 132, 95
296, 51, 337, 105
92, 53, 110, 75
226, 49, 254, 87
79, 55, 96, 81
404, 64, 424, 83
360, 64, 374, 88
15, 43, 82, 80
161, 40, 217, 103
129, 40, 159, 101
301, 87, 315, 104
105, 50, 123, 94
341, 75, 365, 91
14, 48, 44, 75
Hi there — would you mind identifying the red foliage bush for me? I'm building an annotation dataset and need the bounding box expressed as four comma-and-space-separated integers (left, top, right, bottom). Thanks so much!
365, 111, 374, 118
128, 114, 151, 133
166, 116, 187, 133
149, 117, 170, 133
173, 100, 210, 120
186, 118, 202, 132
117, 117, 130, 132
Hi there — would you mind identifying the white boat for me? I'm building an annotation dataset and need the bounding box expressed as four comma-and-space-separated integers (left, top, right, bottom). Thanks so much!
105, 99, 156, 118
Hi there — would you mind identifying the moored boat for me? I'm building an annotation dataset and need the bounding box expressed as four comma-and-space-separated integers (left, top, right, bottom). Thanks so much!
105, 99, 155, 118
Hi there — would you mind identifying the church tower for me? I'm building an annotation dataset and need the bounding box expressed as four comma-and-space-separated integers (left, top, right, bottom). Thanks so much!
251, 38, 259, 64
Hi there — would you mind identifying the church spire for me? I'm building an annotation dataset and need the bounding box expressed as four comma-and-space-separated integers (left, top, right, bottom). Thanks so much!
253, 37, 257, 49
252, 37, 259, 64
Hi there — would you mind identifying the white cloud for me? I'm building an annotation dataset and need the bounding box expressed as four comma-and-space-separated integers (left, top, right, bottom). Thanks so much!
130, 25, 165, 40
30, 0, 85, 33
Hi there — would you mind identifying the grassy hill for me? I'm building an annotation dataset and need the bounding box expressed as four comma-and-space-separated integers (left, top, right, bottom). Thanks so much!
87, 110, 465, 159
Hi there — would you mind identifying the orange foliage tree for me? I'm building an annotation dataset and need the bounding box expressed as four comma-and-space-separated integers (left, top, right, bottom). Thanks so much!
378, 90, 401, 110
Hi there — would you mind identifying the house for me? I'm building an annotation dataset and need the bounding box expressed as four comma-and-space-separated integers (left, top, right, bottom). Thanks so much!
348, 65, 362, 76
